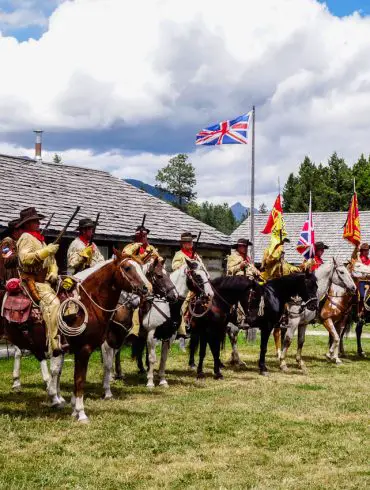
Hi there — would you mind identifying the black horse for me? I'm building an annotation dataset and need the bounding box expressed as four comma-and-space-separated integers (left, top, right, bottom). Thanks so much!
188, 276, 262, 380
257, 272, 318, 375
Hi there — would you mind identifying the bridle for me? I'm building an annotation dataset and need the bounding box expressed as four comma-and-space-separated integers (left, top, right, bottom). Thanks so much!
146, 262, 177, 302
118, 257, 149, 296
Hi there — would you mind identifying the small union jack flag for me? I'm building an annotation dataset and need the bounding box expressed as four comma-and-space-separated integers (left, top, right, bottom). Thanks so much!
297, 194, 315, 260
196, 112, 251, 145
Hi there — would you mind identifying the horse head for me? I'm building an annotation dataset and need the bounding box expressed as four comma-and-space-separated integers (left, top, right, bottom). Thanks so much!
185, 258, 214, 299
349, 260, 370, 281
113, 248, 152, 296
144, 255, 178, 302
331, 258, 357, 294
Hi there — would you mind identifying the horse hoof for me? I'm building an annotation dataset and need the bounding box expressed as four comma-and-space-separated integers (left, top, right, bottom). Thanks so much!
259, 370, 269, 377
78, 417, 90, 424
280, 364, 288, 372
335, 358, 342, 365
214, 373, 224, 380
51, 402, 64, 411
12, 385, 22, 393
102, 394, 114, 400
325, 353, 333, 362
57, 397, 66, 407
358, 351, 366, 358
114, 375, 125, 381
146, 382, 155, 389
196, 373, 206, 381
71, 410, 78, 418
188, 364, 196, 371
159, 380, 169, 388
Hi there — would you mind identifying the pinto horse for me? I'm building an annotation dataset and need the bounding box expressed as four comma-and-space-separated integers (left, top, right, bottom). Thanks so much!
188, 276, 262, 380
2, 251, 151, 423
101, 256, 178, 398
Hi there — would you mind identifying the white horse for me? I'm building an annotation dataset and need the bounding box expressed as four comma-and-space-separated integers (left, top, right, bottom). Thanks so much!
101, 259, 213, 396
280, 259, 357, 371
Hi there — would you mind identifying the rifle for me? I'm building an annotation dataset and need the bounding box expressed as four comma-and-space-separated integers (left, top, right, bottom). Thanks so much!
141, 213, 146, 229
41, 212, 55, 235
192, 231, 202, 259
89, 212, 100, 246
53, 206, 80, 245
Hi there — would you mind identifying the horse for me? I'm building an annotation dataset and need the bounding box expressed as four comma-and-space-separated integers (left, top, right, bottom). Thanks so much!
188, 276, 262, 380
1, 250, 151, 423
347, 260, 370, 357
112, 258, 213, 389
101, 255, 178, 398
256, 272, 318, 375
279, 260, 356, 371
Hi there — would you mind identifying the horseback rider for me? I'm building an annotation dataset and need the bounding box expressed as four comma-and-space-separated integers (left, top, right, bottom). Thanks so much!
124, 224, 162, 339
309, 241, 329, 271
352, 242, 370, 300
172, 232, 208, 337
227, 238, 261, 279
15, 207, 62, 356
0, 218, 23, 287
67, 217, 104, 275
260, 238, 302, 281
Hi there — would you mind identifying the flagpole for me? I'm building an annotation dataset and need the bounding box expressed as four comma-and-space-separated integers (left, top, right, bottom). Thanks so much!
251, 105, 255, 262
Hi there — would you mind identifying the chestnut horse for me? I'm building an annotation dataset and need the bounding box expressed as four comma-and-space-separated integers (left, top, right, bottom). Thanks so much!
2, 251, 151, 423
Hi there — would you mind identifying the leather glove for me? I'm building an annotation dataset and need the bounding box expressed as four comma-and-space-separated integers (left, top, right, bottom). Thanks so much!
79, 245, 93, 261
38, 244, 59, 260
46, 272, 58, 285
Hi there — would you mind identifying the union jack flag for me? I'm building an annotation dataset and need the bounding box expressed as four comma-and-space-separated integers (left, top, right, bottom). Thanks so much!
296, 194, 315, 260
195, 112, 251, 145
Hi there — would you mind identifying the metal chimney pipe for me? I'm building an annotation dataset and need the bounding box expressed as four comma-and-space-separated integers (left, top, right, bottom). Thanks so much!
33, 130, 43, 162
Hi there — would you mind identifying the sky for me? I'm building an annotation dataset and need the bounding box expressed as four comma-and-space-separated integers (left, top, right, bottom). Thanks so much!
0, 0, 370, 208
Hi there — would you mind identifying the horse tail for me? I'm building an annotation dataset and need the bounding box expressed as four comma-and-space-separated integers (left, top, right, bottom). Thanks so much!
131, 336, 144, 360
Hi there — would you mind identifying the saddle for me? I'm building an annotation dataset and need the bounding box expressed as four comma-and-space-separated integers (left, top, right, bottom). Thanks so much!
1, 280, 35, 325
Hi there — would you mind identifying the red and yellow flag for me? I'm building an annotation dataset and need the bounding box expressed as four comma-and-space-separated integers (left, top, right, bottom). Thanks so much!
261, 194, 288, 253
343, 192, 361, 246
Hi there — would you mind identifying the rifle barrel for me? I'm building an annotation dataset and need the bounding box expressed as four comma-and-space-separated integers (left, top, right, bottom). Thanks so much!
53, 206, 80, 244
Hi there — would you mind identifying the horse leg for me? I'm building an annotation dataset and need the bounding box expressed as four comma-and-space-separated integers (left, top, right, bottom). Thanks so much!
158, 339, 170, 387
197, 332, 207, 380
323, 318, 341, 364
47, 354, 65, 408
101, 341, 115, 400
12, 346, 22, 391
114, 349, 125, 380
280, 319, 298, 372
208, 332, 223, 380
73, 347, 92, 423
137, 338, 147, 374
296, 325, 307, 372
55, 354, 65, 405
273, 327, 282, 360
356, 319, 366, 357
40, 359, 51, 390
146, 330, 156, 388
188, 330, 199, 370
259, 324, 274, 375
228, 326, 242, 365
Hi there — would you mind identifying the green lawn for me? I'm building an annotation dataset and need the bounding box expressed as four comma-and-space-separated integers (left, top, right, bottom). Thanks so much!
0, 334, 369, 490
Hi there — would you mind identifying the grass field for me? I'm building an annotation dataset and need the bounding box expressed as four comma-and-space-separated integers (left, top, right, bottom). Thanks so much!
0, 333, 369, 490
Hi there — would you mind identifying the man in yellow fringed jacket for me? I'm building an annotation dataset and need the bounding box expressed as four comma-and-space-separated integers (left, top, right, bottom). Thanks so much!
16, 207, 61, 356
67, 218, 105, 275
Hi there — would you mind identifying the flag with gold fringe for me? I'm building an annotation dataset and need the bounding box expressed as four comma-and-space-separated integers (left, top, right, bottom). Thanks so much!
343, 192, 361, 246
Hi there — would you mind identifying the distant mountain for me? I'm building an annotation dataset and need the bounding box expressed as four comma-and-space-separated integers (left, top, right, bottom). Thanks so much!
125, 179, 179, 204
231, 202, 259, 221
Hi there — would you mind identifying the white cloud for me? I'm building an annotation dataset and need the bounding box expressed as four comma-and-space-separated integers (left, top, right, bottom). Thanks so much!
0, 0, 370, 206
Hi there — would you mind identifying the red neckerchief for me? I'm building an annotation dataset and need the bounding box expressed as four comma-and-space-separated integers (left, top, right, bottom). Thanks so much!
79, 235, 90, 246
360, 255, 370, 266
27, 231, 45, 243
238, 251, 250, 263
181, 247, 194, 258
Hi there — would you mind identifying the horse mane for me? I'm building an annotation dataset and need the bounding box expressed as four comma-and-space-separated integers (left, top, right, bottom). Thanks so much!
211, 275, 255, 292
74, 259, 114, 281
266, 272, 306, 289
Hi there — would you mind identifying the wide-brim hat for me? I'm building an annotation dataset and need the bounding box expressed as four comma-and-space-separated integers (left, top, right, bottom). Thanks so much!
360, 242, 369, 251
16, 207, 45, 228
315, 241, 329, 251
231, 238, 253, 249
181, 232, 197, 242
76, 218, 98, 231
0, 219, 20, 238
135, 225, 150, 234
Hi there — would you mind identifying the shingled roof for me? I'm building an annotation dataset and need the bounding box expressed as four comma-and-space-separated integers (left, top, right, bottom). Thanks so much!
230, 211, 370, 263
0, 154, 229, 248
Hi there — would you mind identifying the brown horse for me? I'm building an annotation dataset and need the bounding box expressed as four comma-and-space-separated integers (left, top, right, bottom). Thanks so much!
2, 250, 151, 423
